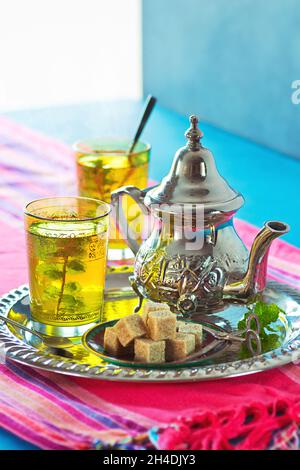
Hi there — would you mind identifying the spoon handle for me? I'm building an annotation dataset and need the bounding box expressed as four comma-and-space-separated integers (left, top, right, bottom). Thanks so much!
0, 313, 44, 341
127, 95, 157, 154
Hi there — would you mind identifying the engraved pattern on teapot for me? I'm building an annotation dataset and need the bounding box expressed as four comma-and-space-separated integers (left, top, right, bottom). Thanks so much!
135, 250, 225, 312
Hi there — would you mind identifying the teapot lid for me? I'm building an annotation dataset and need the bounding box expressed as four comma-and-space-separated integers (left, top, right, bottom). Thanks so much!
144, 115, 244, 214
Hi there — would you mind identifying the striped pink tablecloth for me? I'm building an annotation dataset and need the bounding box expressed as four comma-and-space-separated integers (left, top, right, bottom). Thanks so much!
1, 115, 300, 450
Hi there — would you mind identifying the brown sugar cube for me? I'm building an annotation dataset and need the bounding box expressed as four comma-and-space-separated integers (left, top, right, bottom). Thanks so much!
104, 327, 133, 357
177, 321, 203, 347
134, 338, 165, 363
166, 333, 195, 361
104, 327, 120, 355
142, 301, 172, 326
146, 311, 176, 341
143, 301, 171, 315
114, 314, 147, 347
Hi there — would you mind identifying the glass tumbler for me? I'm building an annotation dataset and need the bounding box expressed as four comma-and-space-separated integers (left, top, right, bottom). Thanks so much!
73, 138, 151, 270
24, 197, 110, 337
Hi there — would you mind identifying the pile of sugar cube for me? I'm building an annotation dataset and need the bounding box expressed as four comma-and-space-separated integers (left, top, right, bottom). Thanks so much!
104, 302, 203, 363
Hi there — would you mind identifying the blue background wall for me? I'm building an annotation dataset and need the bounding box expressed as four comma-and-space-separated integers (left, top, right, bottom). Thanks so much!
143, 0, 300, 158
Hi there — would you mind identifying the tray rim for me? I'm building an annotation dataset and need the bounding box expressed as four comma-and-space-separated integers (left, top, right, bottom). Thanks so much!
0, 282, 300, 382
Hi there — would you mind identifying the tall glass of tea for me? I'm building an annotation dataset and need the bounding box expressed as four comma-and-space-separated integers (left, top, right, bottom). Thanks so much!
25, 197, 110, 337
73, 139, 151, 272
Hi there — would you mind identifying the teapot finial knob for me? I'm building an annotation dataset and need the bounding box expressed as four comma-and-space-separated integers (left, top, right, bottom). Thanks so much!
185, 115, 204, 150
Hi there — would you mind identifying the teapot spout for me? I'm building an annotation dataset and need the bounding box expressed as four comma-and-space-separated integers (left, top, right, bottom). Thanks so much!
224, 221, 289, 300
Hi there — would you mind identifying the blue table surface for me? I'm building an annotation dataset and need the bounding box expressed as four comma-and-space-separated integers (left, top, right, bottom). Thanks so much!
1, 100, 300, 449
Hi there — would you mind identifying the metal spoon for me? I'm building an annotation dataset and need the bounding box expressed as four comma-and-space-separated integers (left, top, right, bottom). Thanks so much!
127, 95, 157, 155
0, 314, 73, 356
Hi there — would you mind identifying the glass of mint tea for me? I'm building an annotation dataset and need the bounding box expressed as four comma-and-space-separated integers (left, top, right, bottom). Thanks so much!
73, 138, 151, 271
25, 197, 110, 337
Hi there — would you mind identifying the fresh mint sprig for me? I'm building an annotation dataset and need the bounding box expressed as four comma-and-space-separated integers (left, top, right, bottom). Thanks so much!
238, 300, 287, 354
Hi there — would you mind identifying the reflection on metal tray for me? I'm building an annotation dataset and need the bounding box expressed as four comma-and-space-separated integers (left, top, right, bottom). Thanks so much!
0, 281, 300, 382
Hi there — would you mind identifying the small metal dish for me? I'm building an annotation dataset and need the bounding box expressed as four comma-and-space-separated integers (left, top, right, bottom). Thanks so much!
82, 319, 229, 369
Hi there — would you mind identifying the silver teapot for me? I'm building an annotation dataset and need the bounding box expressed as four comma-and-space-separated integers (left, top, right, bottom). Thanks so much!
111, 115, 289, 315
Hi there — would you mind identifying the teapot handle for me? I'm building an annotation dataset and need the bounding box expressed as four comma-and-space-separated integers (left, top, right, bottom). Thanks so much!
110, 186, 150, 255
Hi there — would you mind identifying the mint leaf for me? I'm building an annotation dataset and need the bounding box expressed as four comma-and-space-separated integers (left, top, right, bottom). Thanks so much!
61, 294, 77, 307
262, 333, 281, 352
67, 260, 86, 272
65, 282, 81, 293
60, 294, 85, 311
254, 301, 281, 326
44, 285, 60, 299
36, 264, 63, 280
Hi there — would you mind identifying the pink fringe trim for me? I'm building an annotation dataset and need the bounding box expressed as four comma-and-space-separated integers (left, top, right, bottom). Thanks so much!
156, 399, 300, 450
